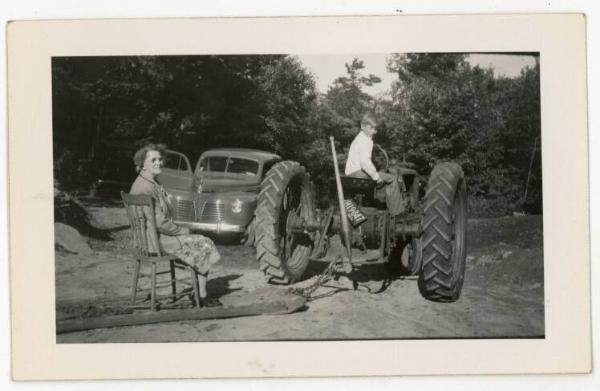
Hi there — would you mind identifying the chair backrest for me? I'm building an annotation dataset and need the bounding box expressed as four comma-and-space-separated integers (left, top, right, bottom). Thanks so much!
120, 191, 162, 256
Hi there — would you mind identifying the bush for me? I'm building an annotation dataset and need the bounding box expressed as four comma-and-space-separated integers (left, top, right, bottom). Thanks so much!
54, 187, 110, 240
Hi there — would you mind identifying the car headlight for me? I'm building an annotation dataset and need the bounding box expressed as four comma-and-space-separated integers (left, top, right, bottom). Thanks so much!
231, 199, 243, 214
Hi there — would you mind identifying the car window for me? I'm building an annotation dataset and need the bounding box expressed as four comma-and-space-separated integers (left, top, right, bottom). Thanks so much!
163, 152, 190, 171
199, 156, 228, 172
163, 154, 181, 170
228, 158, 259, 176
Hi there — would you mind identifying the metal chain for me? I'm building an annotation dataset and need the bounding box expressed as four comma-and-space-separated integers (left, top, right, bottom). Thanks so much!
287, 256, 345, 300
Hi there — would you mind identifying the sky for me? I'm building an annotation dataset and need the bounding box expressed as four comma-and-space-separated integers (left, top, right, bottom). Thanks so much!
296, 53, 538, 96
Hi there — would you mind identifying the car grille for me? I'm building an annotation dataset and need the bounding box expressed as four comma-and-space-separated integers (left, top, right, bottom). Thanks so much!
171, 198, 194, 220
198, 201, 224, 223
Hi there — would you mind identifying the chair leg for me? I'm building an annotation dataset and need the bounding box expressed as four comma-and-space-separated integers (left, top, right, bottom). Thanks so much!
190, 269, 201, 308
169, 260, 177, 303
151, 262, 157, 311
131, 259, 141, 305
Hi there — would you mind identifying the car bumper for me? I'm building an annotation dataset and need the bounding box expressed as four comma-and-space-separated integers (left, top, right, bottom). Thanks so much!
174, 220, 246, 233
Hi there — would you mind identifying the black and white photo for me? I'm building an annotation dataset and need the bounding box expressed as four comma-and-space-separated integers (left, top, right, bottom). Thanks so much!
51, 52, 544, 342
7, 15, 590, 379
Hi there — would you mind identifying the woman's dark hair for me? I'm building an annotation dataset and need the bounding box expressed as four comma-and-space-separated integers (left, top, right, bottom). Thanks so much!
133, 143, 167, 173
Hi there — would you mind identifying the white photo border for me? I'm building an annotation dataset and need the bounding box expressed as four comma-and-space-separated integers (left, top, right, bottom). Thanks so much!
8, 14, 590, 379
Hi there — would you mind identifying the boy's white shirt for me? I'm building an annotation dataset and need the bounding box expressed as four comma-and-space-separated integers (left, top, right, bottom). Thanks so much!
344, 130, 380, 181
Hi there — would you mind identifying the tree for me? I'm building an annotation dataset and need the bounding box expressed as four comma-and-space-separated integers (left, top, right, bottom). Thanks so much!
385, 53, 503, 174
383, 53, 541, 215
495, 63, 542, 212
254, 56, 318, 160
52, 55, 319, 186
325, 58, 382, 143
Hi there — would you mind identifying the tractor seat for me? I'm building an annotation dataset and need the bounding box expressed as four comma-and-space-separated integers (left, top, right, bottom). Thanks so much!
338, 175, 386, 206
329, 176, 386, 206
340, 175, 377, 193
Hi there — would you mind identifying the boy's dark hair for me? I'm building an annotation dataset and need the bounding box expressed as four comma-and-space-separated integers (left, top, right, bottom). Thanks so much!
360, 112, 377, 128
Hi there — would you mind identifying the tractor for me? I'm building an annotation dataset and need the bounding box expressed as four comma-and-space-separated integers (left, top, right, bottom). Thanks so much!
254, 137, 467, 302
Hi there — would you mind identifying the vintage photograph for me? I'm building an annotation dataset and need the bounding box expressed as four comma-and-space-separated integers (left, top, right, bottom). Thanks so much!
52, 52, 543, 342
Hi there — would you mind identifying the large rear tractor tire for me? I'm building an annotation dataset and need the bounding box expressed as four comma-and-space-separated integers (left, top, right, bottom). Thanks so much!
418, 162, 467, 302
255, 161, 316, 284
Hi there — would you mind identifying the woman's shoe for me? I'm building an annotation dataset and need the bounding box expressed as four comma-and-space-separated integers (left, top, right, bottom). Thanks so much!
198, 297, 222, 308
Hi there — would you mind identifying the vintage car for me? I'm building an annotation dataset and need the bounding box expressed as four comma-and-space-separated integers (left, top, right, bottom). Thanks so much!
158, 148, 282, 244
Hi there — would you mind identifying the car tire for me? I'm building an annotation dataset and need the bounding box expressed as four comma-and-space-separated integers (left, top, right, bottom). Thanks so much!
418, 162, 468, 302
255, 161, 315, 284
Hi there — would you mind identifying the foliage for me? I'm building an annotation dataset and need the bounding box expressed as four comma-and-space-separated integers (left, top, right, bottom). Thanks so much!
53, 55, 297, 166
325, 58, 382, 143
52, 53, 542, 217
383, 53, 541, 215
254, 56, 318, 161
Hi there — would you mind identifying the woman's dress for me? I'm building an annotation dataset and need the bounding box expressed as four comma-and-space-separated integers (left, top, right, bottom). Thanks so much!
130, 175, 220, 274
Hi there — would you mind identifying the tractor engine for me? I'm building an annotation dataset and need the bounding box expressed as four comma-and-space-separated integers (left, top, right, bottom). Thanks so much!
348, 206, 386, 250
338, 175, 390, 251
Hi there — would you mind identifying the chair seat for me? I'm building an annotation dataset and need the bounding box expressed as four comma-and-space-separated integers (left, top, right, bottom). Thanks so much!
138, 253, 179, 263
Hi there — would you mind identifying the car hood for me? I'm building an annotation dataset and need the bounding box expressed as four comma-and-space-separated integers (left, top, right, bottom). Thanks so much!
197, 176, 261, 193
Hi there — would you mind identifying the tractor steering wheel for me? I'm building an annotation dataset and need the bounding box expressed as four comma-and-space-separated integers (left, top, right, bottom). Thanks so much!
373, 144, 390, 173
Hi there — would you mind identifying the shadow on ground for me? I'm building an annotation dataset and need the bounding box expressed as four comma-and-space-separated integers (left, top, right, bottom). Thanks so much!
207, 274, 244, 299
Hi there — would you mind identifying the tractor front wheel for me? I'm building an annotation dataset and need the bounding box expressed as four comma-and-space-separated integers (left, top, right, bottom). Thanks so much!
387, 238, 422, 277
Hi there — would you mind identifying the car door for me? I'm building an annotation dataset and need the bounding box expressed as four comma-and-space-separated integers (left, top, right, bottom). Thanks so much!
158, 150, 194, 192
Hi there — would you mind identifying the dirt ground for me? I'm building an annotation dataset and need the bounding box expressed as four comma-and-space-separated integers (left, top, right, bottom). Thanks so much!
55, 200, 544, 343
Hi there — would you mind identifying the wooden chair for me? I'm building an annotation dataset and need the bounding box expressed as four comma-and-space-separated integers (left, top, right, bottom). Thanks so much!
121, 191, 200, 311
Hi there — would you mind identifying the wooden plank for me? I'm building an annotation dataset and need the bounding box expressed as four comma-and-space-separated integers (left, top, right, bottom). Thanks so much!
56, 295, 307, 334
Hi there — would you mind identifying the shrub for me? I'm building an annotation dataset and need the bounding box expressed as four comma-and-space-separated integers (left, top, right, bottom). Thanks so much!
54, 186, 109, 240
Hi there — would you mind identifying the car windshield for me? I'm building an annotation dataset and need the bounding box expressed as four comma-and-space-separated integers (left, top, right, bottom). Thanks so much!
198, 156, 259, 176
199, 156, 228, 172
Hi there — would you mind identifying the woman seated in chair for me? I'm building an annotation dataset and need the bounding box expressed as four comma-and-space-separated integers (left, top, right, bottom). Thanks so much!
129, 143, 221, 307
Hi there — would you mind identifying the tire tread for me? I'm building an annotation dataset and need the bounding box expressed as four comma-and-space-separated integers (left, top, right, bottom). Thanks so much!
418, 162, 467, 302
254, 160, 314, 284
